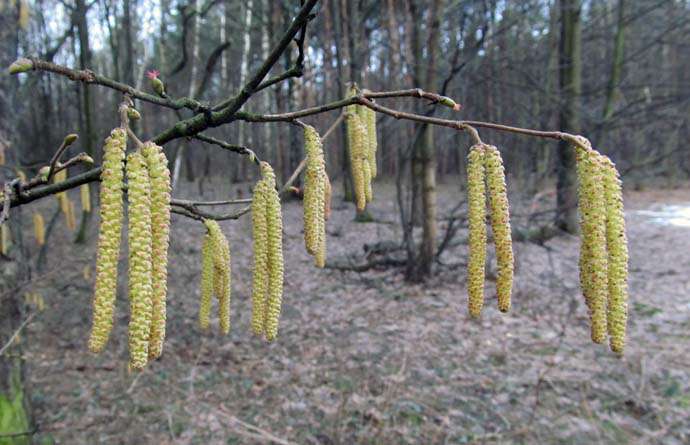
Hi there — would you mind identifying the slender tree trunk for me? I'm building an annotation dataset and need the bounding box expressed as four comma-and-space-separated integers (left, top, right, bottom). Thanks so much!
75, 0, 94, 244
409, 0, 444, 281
0, 4, 33, 441
555, 0, 582, 234
602, 0, 626, 124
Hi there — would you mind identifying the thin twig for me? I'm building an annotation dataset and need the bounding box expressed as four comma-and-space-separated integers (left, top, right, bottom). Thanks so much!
0, 312, 36, 356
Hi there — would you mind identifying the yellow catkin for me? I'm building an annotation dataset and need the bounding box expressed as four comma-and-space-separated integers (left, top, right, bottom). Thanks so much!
323, 172, 332, 221
53, 169, 70, 220
365, 107, 378, 178
33, 212, 45, 246
88, 128, 126, 353
576, 146, 609, 344
251, 179, 269, 336
467, 144, 487, 318
218, 236, 231, 334
199, 233, 214, 330
262, 162, 284, 341
126, 151, 154, 370
204, 219, 231, 335
1, 224, 10, 255
346, 112, 368, 211
303, 125, 327, 267
66, 198, 77, 230
142, 143, 171, 359
81, 183, 91, 213
484, 146, 514, 313
601, 156, 628, 354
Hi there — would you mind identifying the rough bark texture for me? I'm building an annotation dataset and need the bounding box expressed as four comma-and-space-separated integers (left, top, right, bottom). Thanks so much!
0, 4, 33, 443
555, 0, 582, 234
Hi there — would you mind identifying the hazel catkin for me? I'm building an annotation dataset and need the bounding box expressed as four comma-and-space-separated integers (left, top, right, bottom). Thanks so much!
262, 162, 285, 341
576, 146, 609, 344
303, 125, 327, 267
346, 111, 368, 211
126, 151, 154, 370
601, 156, 629, 354
199, 232, 214, 330
33, 212, 45, 246
467, 144, 487, 318
484, 146, 514, 312
88, 128, 126, 353
251, 179, 269, 336
203, 219, 231, 335
81, 183, 91, 213
142, 142, 172, 358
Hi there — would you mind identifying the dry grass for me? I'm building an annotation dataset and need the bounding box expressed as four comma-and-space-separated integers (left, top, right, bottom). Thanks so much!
20, 179, 690, 444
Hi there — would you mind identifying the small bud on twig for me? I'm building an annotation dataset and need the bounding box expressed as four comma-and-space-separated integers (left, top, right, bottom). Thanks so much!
8, 58, 33, 75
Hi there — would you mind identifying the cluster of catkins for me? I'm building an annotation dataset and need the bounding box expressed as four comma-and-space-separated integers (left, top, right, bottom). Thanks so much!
88, 128, 172, 370
302, 125, 331, 268
199, 219, 231, 334
251, 162, 285, 341
575, 138, 629, 354
345, 91, 378, 211
466, 143, 514, 318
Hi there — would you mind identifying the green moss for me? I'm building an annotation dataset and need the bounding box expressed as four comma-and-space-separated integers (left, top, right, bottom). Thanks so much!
0, 366, 30, 445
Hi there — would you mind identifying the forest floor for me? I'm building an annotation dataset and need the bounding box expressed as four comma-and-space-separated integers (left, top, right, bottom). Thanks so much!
19, 179, 690, 445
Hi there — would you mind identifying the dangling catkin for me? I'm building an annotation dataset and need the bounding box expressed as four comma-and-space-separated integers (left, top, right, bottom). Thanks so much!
126, 151, 154, 370
142, 142, 171, 358
88, 128, 126, 353
346, 112, 368, 211
81, 183, 91, 213
576, 146, 608, 344
601, 156, 628, 354
365, 107, 378, 178
66, 198, 77, 231
303, 125, 328, 267
1, 224, 10, 255
303, 125, 325, 255
323, 173, 332, 221
251, 179, 269, 336
467, 144, 487, 318
262, 162, 284, 341
484, 146, 514, 312
218, 236, 231, 334
199, 232, 214, 330
33, 212, 45, 246
203, 219, 231, 334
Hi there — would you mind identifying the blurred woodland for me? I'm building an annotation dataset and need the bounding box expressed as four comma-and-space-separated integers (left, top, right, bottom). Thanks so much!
1, 0, 690, 444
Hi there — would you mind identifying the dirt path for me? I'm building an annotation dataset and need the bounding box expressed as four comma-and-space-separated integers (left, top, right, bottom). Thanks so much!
22, 183, 690, 444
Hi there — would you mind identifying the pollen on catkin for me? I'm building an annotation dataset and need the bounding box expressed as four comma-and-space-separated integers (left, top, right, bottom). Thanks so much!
303, 125, 326, 255
88, 128, 126, 353
203, 219, 232, 335
467, 144, 487, 318
484, 146, 514, 313
33, 212, 45, 246
262, 162, 284, 341
576, 146, 609, 344
199, 232, 214, 330
303, 125, 328, 267
126, 151, 154, 370
323, 173, 332, 221
142, 142, 171, 358
66, 198, 77, 230
81, 183, 91, 213
1, 224, 10, 255
346, 111, 368, 211
601, 156, 628, 354
251, 178, 269, 336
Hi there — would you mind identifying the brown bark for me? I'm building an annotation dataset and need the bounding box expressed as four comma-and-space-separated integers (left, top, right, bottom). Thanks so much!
555, 0, 582, 234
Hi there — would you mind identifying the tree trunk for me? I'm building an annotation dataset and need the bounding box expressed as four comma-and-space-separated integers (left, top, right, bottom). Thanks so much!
555, 0, 582, 234
0, 4, 33, 442
74, 0, 94, 244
